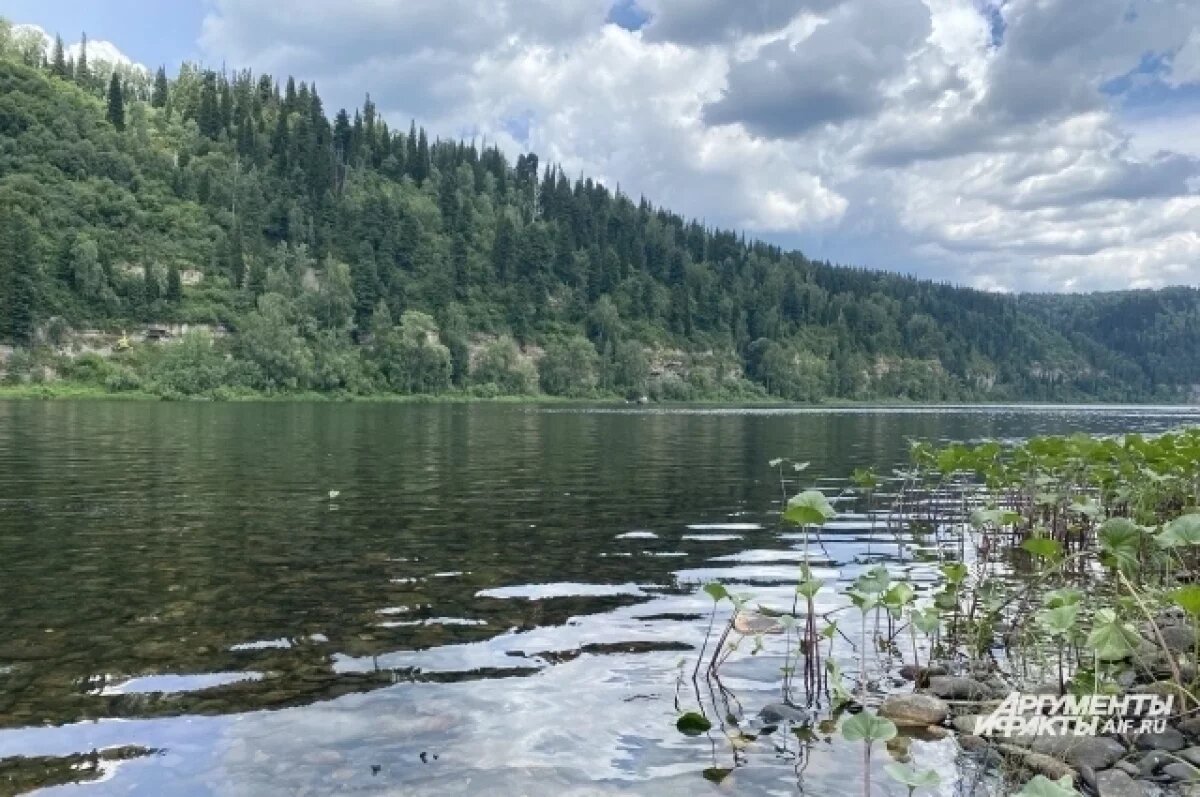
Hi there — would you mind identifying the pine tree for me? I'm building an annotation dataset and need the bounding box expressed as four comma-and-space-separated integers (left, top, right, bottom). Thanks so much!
414, 128, 430, 184
284, 76, 297, 113
352, 242, 379, 329
225, 230, 246, 287
151, 66, 169, 108
106, 73, 125, 131
49, 35, 68, 78
198, 71, 220, 139
1, 209, 39, 344
166, 264, 183, 302
74, 33, 89, 88
144, 266, 160, 303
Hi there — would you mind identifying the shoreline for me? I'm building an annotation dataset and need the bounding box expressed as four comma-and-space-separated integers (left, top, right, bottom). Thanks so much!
0, 383, 1196, 410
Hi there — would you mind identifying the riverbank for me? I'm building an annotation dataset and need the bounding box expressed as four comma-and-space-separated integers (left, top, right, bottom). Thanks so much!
1, 383, 1196, 411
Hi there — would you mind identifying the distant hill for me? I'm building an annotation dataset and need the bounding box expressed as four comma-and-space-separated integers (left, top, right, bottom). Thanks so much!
1, 17, 1198, 402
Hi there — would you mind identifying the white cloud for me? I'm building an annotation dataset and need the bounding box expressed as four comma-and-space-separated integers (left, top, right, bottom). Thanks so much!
14, 23, 143, 71
196, 0, 1200, 291
1171, 30, 1200, 86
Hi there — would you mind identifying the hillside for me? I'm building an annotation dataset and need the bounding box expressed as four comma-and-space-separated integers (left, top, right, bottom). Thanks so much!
1, 20, 1198, 402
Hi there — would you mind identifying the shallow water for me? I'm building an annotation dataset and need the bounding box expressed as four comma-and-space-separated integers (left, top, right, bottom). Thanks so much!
0, 401, 1197, 795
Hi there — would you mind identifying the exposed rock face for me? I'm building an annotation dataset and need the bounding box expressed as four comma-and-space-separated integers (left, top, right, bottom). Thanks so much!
879, 693, 949, 726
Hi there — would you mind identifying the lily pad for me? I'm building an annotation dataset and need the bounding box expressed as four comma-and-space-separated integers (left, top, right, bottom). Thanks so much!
783, 490, 836, 526
676, 711, 712, 736
841, 711, 897, 743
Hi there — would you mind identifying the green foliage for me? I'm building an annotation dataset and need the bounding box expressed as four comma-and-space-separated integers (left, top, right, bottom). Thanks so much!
537, 335, 599, 397
146, 330, 237, 396
783, 490, 837, 526
1014, 775, 1081, 797
1097, 518, 1143, 573
884, 763, 941, 792
675, 712, 712, 736
1159, 514, 1200, 548
2, 32, 1200, 403
840, 712, 897, 743
1085, 609, 1141, 661
472, 336, 537, 395
1172, 585, 1200, 617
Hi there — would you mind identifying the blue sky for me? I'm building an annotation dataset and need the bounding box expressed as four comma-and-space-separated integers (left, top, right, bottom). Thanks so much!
5, 0, 1200, 292
2, 0, 204, 66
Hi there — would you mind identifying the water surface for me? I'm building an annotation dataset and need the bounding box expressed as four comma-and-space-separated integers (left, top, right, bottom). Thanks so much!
1, 402, 1197, 795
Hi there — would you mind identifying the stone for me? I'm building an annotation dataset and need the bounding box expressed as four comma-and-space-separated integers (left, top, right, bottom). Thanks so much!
927, 676, 993, 701
1162, 762, 1200, 782
1133, 727, 1186, 752
1094, 769, 1150, 797
1180, 746, 1200, 767
1136, 749, 1171, 775
958, 734, 987, 752
953, 714, 982, 734
1115, 761, 1141, 777
879, 693, 949, 726
1078, 765, 1098, 793
1028, 681, 1065, 696
898, 664, 947, 682
1029, 735, 1127, 770
758, 703, 811, 724
1155, 624, 1196, 654
1181, 718, 1200, 739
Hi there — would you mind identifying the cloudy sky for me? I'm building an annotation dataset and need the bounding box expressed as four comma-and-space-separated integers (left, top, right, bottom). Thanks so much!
6, 0, 1200, 293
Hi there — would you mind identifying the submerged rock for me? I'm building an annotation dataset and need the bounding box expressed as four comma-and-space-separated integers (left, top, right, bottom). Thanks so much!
1136, 749, 1172, 775
1162, 761, 1199, 782
927, 675, 994, 701
879, 693, 949, 726
1029, 735, 1126, 770
1093, 768, 1152, 797
953, 714, 983, 734
898, 664, 947, 683
757, 703, 811, 724
1133, 727, 1186, 752
1149, 624, 1196, 654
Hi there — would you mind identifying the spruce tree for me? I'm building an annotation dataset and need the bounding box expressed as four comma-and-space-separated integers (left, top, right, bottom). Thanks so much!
144, 266, 160, 303
106, 73, 125, 130
49, 35, 68, 78
198, 71, 220, 139
166, 264, 183, 302
151, 66, 169, 108
1, 209, 39, 344
414, 128, 430, 184
74, 33, 89, 88
352, 242, 379, 329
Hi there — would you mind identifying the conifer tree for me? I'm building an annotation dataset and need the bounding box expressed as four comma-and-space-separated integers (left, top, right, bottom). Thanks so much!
198, 71, 220, 139
106, 72, 125, 131
1, 209, 38, 344
49, 35, 67, 78
166, 264, 183, 302
74, 33, 89, 87
151, 66, 169, 107
414, 128, 430, 184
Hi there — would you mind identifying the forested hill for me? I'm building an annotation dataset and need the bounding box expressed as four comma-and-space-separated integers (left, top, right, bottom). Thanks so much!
1, 22, 1198, 403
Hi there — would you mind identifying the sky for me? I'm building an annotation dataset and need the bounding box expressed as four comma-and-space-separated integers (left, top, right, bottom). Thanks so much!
5, 0, 1200, 294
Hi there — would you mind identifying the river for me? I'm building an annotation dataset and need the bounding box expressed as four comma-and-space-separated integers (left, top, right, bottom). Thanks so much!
1, 402, 1197, 795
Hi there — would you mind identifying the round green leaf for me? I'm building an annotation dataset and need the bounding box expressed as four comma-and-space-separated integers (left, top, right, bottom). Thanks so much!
783, 490, 836, 526
676, 711, 712, 736
841, 711, 897, 743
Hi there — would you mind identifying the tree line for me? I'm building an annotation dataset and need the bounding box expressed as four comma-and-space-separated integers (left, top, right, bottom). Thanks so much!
1, 18, 1198, 402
